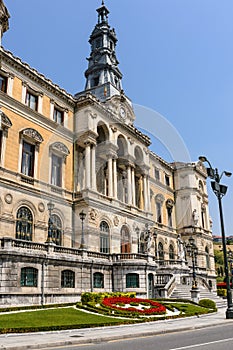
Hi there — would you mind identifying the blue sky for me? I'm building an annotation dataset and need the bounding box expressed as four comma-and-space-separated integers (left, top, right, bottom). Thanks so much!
3, 0, 233, 236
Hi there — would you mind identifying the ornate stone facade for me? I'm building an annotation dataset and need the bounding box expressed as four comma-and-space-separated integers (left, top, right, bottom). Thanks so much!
0, 2, 216, 306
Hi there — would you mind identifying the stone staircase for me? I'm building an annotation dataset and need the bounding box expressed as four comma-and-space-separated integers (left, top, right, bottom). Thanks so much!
170, 284, 227, 308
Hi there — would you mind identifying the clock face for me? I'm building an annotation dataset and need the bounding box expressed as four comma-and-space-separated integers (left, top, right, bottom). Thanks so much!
120, 106, 126, 119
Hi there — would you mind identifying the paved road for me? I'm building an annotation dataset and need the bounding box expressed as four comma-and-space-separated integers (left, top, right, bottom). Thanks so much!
39, 324, 233, 350
0, 307, 233, 350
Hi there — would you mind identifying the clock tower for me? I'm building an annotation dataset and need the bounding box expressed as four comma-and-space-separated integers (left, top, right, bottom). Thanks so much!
83, 0, 123, 102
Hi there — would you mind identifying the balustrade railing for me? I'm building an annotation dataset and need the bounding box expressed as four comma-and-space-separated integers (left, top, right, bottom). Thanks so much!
0, 238, 186, 267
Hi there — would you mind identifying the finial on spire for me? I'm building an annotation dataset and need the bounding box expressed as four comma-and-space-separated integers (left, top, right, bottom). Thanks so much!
97, 0, 109, 24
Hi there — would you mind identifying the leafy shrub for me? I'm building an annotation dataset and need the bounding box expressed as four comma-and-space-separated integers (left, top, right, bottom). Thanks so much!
199, 299, 217, 310
130, 302, 139, 306
217, 289, 227, 297
141, 301, 150, 306
81, 292, 136, 305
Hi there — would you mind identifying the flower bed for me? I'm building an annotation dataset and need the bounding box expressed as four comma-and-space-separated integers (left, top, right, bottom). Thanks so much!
102, 296, 166, 315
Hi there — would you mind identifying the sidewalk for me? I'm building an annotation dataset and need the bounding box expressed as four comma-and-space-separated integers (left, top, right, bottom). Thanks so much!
0, 307, 232, 350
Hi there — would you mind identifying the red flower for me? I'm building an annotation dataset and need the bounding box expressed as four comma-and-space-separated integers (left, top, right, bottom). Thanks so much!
101, 297, 166, 315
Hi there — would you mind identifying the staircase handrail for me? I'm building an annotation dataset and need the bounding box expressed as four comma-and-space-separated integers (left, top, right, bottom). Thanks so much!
164, 274, 176, 296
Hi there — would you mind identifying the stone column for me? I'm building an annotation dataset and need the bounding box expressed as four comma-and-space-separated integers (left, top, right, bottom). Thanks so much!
131, 167, 136, 206
143, 175, 148, 211
147, 176, 151, 212
108, 156, 113, 197
91, 144, 96, 190
113, 158, 117, 199
127, 165, 132, 205
85, 142, 91, 189
139, 175, 144, 210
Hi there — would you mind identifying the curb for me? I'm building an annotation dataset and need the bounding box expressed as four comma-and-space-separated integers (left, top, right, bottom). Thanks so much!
1, 317, 233, 350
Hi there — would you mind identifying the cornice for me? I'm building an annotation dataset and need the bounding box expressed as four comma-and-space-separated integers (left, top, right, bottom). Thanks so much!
149, 151, 174, 171
0, 47, 76, 107
0, 92, 74, 142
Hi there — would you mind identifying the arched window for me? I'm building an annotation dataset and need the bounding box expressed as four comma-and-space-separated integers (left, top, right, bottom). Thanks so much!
93, 272, 104, 288
16, 206, 33, 241
205, 246, 210, 269
169, 244, 175, 260
158, 242, 164, 260
20, 267, 38, 287
201, 204, 206, 229
50, 214, 62, 245
100, 221, 110, 253
121, 225, 131, 253
61, 270, 75, 288
126, 273, 139, 288
96, 124, 109, 196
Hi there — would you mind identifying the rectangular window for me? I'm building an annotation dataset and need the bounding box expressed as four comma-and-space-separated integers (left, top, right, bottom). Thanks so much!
156, 202, 162, 224
53, 107, 64, 125
154, 168, 160, 180
51, 154, 62, 187
21, 141, 35, 177
25, 90, 38, 111
20, 267, 38, 287
126, 273, 139, 288
165, 175, 170, 187
0, 74, 7, 93
61, 270, 75, 288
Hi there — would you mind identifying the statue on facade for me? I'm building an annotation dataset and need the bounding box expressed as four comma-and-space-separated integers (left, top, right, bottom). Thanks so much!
140, 225, 152, 254
192, 209, 199, 226
177, 234, 186, 261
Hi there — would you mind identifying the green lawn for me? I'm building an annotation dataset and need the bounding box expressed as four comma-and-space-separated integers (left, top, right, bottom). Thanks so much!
0, 307, 128, 332
0, 301, 213, 333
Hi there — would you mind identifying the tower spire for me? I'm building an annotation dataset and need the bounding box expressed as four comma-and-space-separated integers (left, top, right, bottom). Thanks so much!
0, 0, 10, 45
83, 1, 123, 101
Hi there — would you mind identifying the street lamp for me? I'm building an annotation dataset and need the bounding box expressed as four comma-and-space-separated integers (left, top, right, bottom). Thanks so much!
135, 226, 140, 253
79, 210, 86, 249
227, 250, 233, 286
199, 156, 233, 319
186, 236, 198, 289
47, 201, 55, 243
153, 228, 158, 260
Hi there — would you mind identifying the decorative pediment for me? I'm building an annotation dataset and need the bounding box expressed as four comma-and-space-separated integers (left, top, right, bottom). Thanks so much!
105, 94, 136, 125
21, 128, 43, 144
0, 110, 12, 129
50, 142, 70, 157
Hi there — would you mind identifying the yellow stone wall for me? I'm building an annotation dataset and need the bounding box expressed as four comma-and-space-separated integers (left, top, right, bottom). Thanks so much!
1, 78, 74, 192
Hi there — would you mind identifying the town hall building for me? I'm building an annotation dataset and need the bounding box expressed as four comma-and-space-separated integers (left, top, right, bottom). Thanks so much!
0, 0, 216, 306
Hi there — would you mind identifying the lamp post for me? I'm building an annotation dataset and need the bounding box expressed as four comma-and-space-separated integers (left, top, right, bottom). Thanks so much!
227, 250, 233, 287
79, 210, 86, 249
186, 236, 198, 289
47, 201, 55, 243
199, 156, 233, 319
153, 228, 158, 260
135, 226, 140, 253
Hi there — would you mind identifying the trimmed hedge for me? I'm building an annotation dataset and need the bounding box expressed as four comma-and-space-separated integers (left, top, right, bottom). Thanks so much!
81, 292, 136, 304
199, 299, 217, 311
